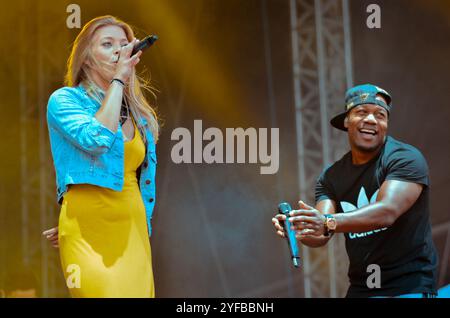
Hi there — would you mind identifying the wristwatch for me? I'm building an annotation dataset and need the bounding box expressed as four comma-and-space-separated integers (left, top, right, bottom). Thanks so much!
323, 214, 337, 237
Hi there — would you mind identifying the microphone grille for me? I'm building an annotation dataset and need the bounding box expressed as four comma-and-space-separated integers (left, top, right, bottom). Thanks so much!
278, 202, 292, 214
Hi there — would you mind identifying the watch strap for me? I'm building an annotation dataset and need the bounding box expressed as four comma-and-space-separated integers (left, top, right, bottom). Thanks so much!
323, 214, 334, 237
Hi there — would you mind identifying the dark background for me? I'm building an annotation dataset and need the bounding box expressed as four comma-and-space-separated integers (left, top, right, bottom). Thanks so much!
0, 0, 449, 297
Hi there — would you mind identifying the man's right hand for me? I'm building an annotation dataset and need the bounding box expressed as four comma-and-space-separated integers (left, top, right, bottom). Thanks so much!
272, 215, 287, 238
42, 227, 59, 248
272, 199, 333, 247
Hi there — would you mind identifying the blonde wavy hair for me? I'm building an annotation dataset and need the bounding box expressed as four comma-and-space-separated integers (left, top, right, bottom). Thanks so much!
65, 15, 159, 143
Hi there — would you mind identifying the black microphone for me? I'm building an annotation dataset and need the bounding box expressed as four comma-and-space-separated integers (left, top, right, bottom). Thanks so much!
278, 202, 300, 268
131, 35, 159, 56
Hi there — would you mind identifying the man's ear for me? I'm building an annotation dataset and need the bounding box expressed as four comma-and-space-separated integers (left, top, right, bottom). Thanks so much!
344, 116, 349, 129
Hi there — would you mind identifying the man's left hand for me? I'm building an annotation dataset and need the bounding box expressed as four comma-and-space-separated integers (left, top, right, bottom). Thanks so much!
289, 201, 327, 238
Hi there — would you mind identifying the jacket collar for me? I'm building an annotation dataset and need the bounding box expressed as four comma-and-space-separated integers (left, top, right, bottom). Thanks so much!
136, 116, 148, 128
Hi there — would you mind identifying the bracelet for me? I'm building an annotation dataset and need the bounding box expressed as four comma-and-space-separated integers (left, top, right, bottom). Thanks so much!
111, 78, 125, 86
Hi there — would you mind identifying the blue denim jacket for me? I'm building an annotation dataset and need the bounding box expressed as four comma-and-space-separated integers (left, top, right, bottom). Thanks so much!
46, 84, 157, 236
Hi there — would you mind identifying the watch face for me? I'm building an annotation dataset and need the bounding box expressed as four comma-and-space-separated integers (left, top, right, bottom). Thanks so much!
327, 218, 337, 230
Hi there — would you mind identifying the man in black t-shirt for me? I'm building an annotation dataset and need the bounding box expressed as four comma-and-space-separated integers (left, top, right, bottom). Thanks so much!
272, 84, 438, 297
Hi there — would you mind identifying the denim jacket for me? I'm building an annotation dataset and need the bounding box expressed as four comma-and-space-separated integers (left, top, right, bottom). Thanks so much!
46, 84, 157, 236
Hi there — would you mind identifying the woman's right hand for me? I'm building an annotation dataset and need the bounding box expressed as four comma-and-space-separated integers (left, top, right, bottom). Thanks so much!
113, 38, 143, 84
42, 227, 59, 248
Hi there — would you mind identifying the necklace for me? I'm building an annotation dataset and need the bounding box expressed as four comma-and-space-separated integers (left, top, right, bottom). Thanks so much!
120, 101, 130, 126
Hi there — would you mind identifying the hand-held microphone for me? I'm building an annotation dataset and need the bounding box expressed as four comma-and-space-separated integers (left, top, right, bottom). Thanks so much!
278, 202, 300, 268
131, 35, 159, 56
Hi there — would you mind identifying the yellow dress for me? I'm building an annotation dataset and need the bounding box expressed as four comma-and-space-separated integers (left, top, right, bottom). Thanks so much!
58, 120, 154, 298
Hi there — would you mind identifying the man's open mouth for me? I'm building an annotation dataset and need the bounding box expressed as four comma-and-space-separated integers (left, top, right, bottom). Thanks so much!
358, 128, 377, 136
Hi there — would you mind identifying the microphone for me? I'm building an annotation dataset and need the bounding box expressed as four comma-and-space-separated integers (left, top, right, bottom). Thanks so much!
131, 35, 159, 56
278, 202, 300, 268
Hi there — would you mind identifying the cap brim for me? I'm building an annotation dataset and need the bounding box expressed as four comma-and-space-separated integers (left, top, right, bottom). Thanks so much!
330, 112, 348, 131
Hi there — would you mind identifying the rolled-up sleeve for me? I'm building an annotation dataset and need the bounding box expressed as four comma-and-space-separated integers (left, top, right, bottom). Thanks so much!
47, 88, 117, 155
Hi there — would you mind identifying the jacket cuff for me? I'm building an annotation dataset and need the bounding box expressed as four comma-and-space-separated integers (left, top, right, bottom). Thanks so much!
88, 117, 118, 148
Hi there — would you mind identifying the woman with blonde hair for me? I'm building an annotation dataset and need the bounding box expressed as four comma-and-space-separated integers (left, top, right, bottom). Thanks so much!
44, 15, 159, 297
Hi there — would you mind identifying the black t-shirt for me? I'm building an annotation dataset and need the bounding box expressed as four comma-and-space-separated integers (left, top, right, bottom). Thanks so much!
315, 136, 438, 297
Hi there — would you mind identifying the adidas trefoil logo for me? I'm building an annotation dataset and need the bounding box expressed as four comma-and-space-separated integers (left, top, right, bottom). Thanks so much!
340, 187, 388, 239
